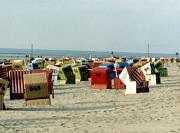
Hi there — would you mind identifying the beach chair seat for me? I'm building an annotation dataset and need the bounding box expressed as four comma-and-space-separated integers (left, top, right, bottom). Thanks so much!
8, 69, 30, 100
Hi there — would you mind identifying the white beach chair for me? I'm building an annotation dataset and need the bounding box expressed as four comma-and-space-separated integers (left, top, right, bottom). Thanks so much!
141, 63, 157, 86
119, 67, 136, 94
119, 67, 149, 95
47, 65, 61, 87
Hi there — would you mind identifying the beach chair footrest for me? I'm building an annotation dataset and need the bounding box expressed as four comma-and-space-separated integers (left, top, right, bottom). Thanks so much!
25, 97, 51, 106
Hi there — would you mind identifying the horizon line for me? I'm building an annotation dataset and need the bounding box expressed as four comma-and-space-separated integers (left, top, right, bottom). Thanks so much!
0, 47, 176, 55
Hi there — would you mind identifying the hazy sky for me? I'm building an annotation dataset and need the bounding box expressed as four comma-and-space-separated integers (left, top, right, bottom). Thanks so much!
0, 0, 180, 53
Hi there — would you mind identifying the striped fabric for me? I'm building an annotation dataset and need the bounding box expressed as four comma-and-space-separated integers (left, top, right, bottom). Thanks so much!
9, 69, 30, 99
127, 67, 144, 87
0, 67, 7, 79
150, 63, 156, 74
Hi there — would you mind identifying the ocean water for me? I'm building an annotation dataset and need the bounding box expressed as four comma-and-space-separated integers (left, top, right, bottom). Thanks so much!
0, 48, 176, 59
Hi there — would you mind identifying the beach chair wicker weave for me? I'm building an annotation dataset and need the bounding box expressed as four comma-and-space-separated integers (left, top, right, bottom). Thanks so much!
31, 69, 54, 98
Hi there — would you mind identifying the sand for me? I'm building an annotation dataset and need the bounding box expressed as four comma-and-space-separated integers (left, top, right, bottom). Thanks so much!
1, 63, 180, 133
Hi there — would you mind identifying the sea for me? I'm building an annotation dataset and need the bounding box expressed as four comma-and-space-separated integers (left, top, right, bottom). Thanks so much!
0, 48, 176, 59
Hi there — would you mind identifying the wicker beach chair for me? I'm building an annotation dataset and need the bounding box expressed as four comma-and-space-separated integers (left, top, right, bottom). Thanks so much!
24, 73, 51, 106
31, 69, 54, 98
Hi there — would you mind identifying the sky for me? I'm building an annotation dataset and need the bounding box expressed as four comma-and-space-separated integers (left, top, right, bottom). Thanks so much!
0, 0, 180, 53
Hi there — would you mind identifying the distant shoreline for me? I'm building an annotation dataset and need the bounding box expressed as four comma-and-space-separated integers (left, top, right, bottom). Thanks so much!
0, 48, 177, 58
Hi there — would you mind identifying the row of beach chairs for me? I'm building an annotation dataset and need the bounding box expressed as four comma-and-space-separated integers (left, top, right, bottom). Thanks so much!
90, 62, 163, 95
0, 66, 54, 110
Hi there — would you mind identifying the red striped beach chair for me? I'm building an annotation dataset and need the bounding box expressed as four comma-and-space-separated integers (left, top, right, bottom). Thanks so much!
119, 67, 149, 95
127, 67, 149, 93
8, 69, 30, 100
31, 69, 54, 98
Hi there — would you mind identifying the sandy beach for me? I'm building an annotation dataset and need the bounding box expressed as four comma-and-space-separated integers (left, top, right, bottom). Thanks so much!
1, 63, 180, 133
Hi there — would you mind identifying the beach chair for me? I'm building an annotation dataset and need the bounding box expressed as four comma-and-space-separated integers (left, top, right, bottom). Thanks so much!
0, 66, 8, 80
59, 64, 75, 84
24, 73, 51, 106
114, 77, 126, 90
46, 65, 61, 87
91, 67, 111, 89
32, 58, 45, 69
119, 67, 149, 95
141, 62, 160, 86
99, 64, 116, 80
141, 63, 156, 85
114, 68, 125, 90
88, 60, 94, 69
8, 69, 30, 100
113, 63, 130, 89
119, 67, 136, 94
31, 69, 54, 98
72, 65, 89, 83
0, 78, 9, 110
44, 59, 56, 68
150, 63, 161, 84
12, 60, 24, 70
127, 67, 149, 93
93, 61, 102, 68
26, 62, 39, 71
